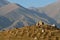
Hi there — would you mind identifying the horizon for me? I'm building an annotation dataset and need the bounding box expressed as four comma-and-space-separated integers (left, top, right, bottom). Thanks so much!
8, 0, 57, 8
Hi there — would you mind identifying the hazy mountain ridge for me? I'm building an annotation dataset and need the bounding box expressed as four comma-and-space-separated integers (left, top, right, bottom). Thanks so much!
30, 2, 60, 27
0, 3, 55, 29
43, 2, 60, 27
0, 1, 60, 29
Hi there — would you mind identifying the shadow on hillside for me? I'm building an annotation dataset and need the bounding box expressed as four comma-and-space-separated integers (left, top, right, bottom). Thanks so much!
0, 9, 59, 30
30, 10, 58, 27
37, 12, 60, 27
39, 12, 57, 24
0, 16, 12, 30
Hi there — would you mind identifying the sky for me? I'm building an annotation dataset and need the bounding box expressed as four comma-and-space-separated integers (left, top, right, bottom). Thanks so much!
8, 0, 57, 8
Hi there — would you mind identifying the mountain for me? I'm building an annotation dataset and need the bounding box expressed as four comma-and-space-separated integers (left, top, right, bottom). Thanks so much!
43, 2, 60, 27
0, 23, 60, 40
43, 2, 60, 18
0, 3, 56, 29
0, 16, 12, 30
44, 2, 60, 24
31, 2, 60, 27
0, 0, 9, 7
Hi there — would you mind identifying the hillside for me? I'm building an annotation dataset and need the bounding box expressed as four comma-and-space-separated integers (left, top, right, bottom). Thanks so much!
0, 0, 60, 29
44, 2, 60, 25
37, 2, 60, 18
0, 22, 60, 40
31, 2, 60, 27
43, 2, 60, 27
0, 3, 54, 29
0, 0, 9, 7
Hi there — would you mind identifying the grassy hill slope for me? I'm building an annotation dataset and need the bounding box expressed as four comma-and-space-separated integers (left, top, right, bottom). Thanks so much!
0, 23, 60, 40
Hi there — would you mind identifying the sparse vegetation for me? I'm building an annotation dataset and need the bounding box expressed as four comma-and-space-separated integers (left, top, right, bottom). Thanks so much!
0, 22, 60, 40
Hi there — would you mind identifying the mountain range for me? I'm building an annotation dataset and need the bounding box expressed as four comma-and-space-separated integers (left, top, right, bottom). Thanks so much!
30, 2, 60, 27
0, 0, 60, 30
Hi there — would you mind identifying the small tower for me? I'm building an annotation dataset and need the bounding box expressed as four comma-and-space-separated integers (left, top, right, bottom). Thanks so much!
36, 20, 44, 27
39, 20, 44, 26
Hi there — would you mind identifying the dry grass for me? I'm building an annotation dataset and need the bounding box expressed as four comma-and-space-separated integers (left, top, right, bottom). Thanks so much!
0, 25, 60, 40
